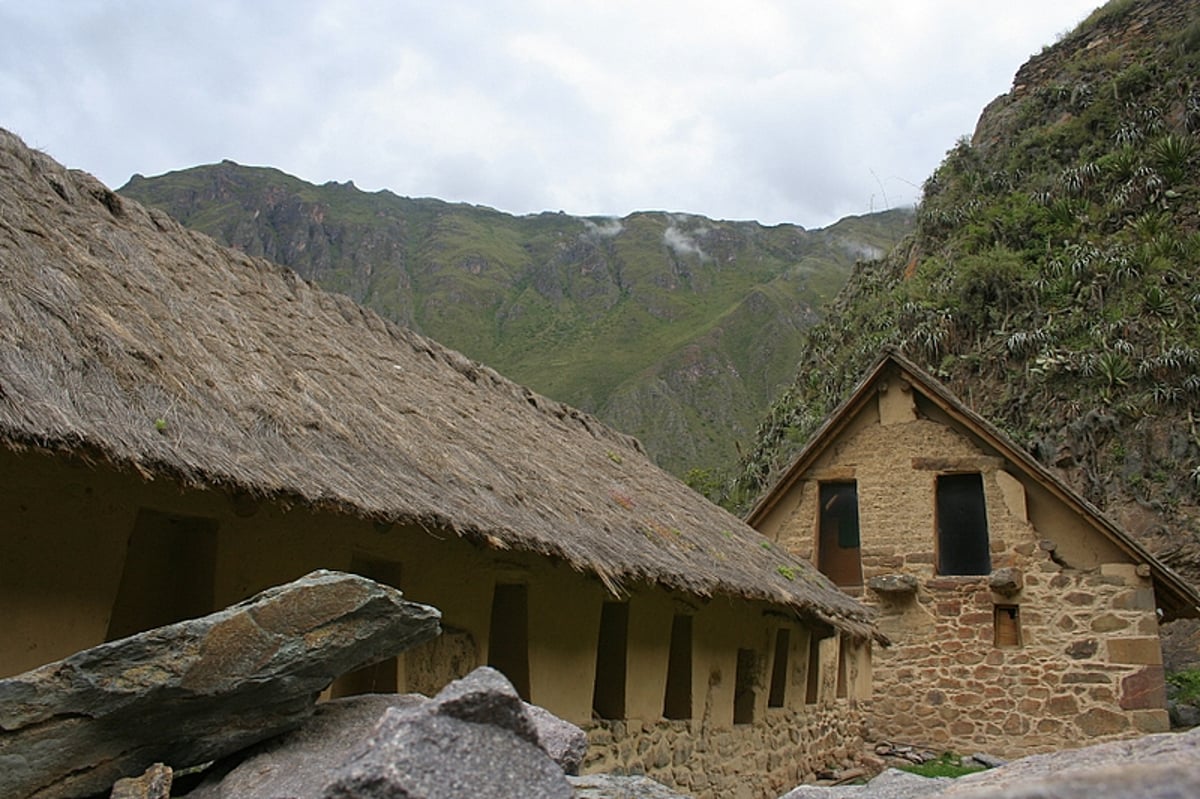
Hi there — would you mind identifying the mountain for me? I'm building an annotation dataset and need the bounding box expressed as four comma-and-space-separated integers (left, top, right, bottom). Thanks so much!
118, 164, 911, 479
736, 0, 1200, 581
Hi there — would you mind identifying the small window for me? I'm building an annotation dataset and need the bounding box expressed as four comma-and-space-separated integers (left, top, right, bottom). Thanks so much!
818, 482, 863, 587
332, 556, 405, 697
591, 602, 629, 719
768, 628, 790, 708
488, 584, 531, 700
663, 615, 693, 719
995, 605, 1022, 648
107, 509, 218, 641
804, 636, 821, 705
733, 648, 758, 725
936, 473, 991, 575
836, 636, 848, 699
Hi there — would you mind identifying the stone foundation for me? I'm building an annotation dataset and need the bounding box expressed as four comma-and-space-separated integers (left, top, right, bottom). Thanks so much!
583, 701, 867, 799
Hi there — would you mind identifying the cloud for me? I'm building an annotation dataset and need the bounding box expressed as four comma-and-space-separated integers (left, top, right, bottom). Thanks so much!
0, 1, 1101, 227
663, 224, 708, 260
582, 218, 624, 239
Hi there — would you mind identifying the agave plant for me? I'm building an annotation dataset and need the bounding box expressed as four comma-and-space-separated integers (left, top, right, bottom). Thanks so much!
1149, 134, 1196, 184
1143, 285, 1176, 317
1096, 351, 1135, 388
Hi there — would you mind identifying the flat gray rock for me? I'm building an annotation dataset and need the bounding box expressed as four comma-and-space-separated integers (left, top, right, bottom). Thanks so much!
0, 570, 441, 799
570, 773, 693, 798
935, 727, 1200, 799
780, 768, 949, 799
182, 694, 428, 799
931, 763, 1200, 799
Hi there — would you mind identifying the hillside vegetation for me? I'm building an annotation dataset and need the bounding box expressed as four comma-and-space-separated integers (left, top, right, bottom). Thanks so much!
736, 0, 1200, 580
120, 165, 910, 478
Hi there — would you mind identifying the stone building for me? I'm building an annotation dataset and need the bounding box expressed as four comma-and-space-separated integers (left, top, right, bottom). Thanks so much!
0, 129, 880, 799
748, 350, 1200, 757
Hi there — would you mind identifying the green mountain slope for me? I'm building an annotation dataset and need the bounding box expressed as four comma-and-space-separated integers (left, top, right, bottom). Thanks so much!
119, 164, 911, 478
736, 0, 1200, 581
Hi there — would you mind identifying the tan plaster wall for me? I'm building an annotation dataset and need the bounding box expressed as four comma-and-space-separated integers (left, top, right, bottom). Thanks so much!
3, 447, 870, 795
0, 449, 133, 674
623, 591, 675, 720
765, 383, 1168, 756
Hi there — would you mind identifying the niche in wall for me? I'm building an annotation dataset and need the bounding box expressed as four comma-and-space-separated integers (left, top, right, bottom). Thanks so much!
106, 508, 218, 641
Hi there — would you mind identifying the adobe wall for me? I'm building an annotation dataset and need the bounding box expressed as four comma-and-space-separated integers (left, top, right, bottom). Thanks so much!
0, 447, 871, 797
760, 382, 1168, 757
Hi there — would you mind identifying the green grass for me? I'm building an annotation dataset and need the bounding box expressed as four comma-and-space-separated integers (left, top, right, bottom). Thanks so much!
896, 753, 987, 779
1167, 669, 1200, 704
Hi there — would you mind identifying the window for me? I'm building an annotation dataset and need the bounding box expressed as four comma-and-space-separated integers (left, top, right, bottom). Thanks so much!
818, 482, 863, 587
333, 556, 404, 697
836, 636, 848, 699
804, 635, 821, 705
994, 605, 1022, 648
936, 473, 991, 575
663, 614, 692, 719
487, 583, 531, 700
591, 602, 629, 719
733, 648, 758, 724
107, 509, 217, 641
768, 628, 790, 708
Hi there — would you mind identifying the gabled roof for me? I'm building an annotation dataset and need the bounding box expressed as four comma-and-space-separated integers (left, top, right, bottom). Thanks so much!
0, 128, 878, 640
747, 348, 1200, 621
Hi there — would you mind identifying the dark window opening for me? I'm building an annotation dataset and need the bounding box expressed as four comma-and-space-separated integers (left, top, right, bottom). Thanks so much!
487, 583, 531, 700
995, 605, 1022, 648
107, 509, 217, 641
818, 482, 863, 587
663, 615, 693, 719
836, 636, 849, 699
768, 628, 790, 708
733, 648, 758, 725
805, 636, 821, 705
936, 473, 991, 575
591, 602, 629, 719
333, 556, 405, 697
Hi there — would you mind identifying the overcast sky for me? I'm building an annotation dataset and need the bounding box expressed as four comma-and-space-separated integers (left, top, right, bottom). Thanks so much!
2, 1, 1101, 228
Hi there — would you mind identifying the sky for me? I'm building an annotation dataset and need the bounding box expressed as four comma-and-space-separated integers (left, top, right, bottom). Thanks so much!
2, 1, 1102, 229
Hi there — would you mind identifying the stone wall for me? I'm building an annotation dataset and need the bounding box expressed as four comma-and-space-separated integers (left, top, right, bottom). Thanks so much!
758, 379, 1169, 758
869, 565, 1168, 756
583, 702, 867, 799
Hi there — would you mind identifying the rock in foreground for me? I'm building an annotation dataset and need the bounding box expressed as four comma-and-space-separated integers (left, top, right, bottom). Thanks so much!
185, 667, 582, 799
0, 570, 441, 799
320, 667, 574, 799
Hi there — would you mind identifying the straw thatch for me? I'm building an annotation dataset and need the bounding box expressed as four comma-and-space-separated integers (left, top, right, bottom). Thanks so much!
0, 129, 878, 640
747, 348, 1200, 622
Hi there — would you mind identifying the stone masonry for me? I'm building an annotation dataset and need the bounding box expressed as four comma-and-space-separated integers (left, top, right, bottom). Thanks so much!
775, 400, 1169, 758
584, 702, 867, 799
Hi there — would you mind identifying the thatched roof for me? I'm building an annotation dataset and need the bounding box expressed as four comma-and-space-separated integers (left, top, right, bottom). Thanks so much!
747, 348, 1200, 622
0, 128, 878, 640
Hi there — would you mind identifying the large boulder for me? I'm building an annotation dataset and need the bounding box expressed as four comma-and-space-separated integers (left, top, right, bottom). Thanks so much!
320, 667, 574, 799
934, 726, 1200, 799
780, 727, 1200, 799
0, 570, 441, 799
184, 667, 580, 799
182, 694, 428, 799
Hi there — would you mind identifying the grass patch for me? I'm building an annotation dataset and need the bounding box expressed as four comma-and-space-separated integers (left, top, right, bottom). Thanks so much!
896, 753, 987, 779
1167, 669, 1200, 703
